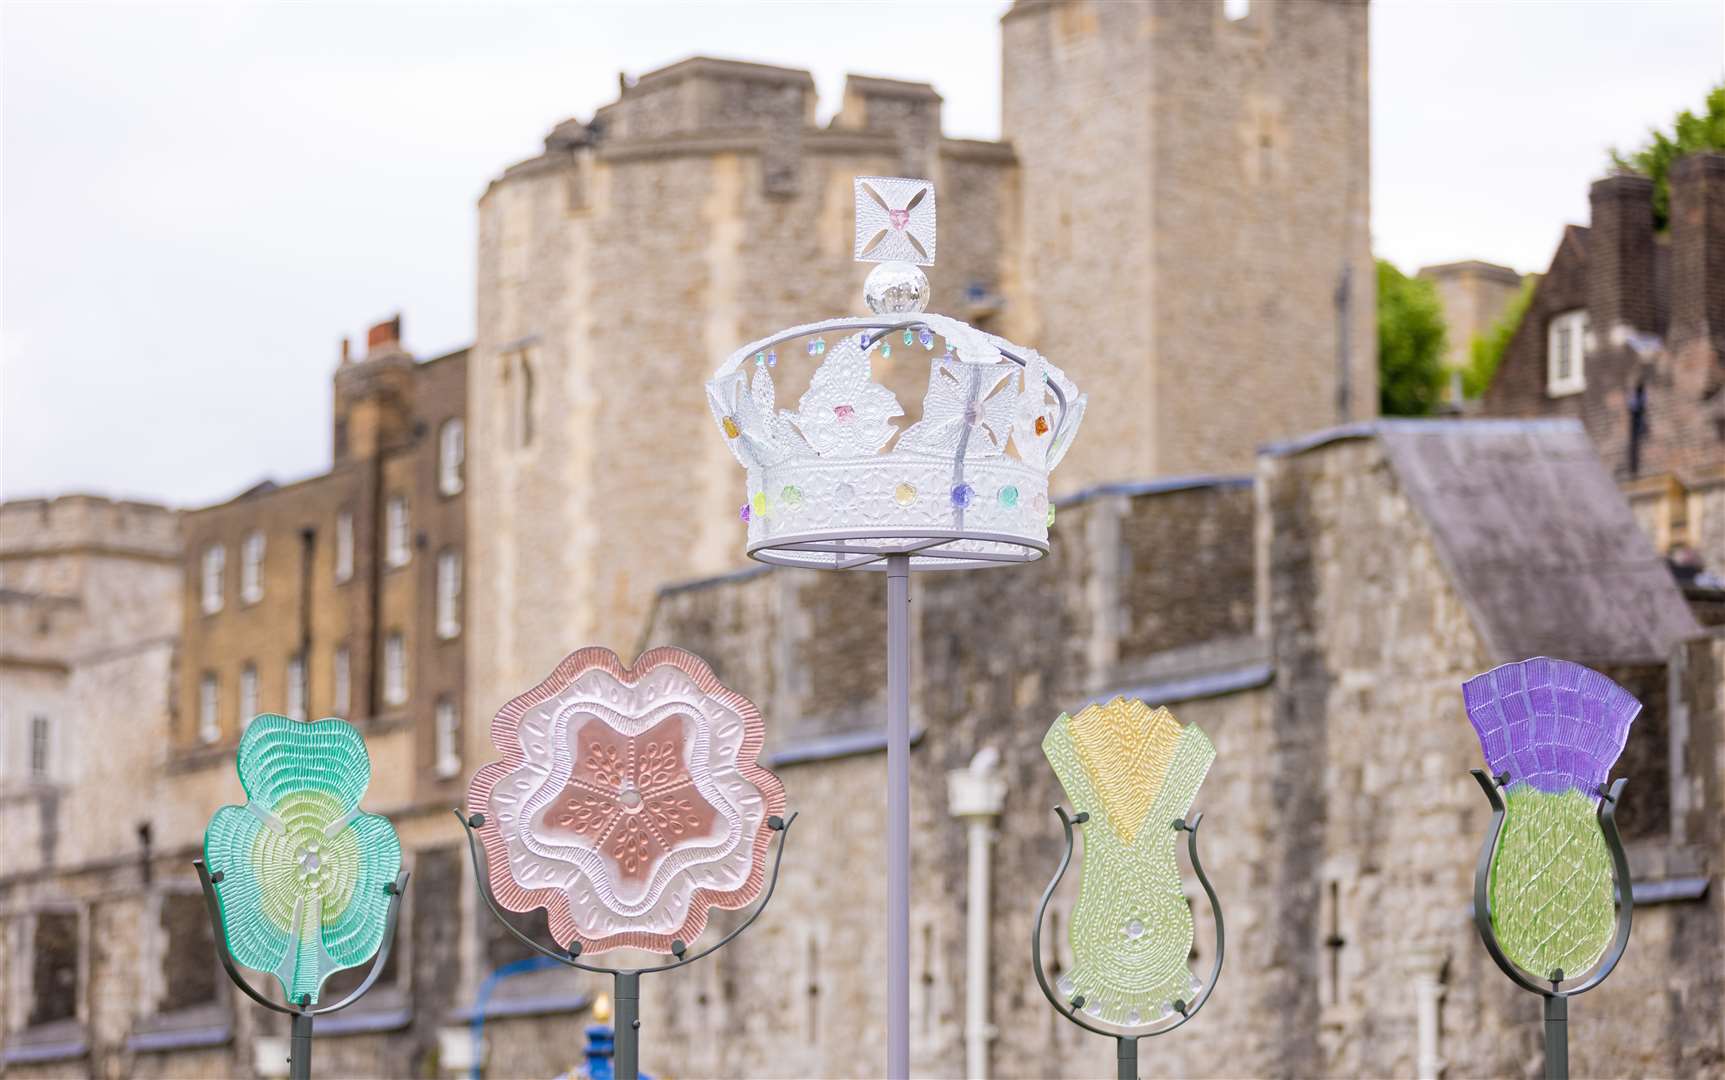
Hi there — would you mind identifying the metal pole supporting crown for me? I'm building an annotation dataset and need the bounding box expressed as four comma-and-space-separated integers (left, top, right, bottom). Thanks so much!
885, 553, 912, 1080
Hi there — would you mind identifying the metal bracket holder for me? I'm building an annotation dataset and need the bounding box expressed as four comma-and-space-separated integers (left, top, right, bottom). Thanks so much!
193, 858, 410, 1080
1468, 768, 1634, 1080
456, 808, 796, 1080
1030, 806, 1225, 1080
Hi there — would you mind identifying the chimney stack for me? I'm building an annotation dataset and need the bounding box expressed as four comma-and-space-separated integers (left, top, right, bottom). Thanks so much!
340, 336, 351, 364
1667, 152, 1725, 354
366, 315, 403, 357
1587, 173, 1659, 340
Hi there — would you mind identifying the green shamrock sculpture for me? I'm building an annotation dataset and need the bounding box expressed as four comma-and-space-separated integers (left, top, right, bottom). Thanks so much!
203, 714, 401, 1004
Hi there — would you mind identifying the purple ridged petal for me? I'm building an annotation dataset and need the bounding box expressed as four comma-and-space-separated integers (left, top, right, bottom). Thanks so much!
1462, 657, 1640, 799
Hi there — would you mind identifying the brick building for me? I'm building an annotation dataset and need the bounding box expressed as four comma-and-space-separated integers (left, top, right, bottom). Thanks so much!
175, 316, 468, 780
1481, 152, 1725, 572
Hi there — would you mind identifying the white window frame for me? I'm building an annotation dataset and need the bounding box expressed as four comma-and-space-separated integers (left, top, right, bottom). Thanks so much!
386, 496, 411, 568
199, 673, 220, 744
1546, 309, 1589, 397
29, 715, 52, 782
383, 632, 407, 707
239, 663, 259, 728
200, 544, 225, 614
333, 645, 351, 716
437, 549, 462, 640
439, 419, 465, 496
286, 653, 307, 722
241, 531, 265, 604
335, 511, 355, 584
434, 696, 461, 779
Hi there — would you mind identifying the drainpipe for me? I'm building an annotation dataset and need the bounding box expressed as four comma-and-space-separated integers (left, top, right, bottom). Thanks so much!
947, 747, 1006, 1080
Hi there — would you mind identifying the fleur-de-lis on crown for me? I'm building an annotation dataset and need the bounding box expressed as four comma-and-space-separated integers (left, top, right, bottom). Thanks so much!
854, 177, 937, 266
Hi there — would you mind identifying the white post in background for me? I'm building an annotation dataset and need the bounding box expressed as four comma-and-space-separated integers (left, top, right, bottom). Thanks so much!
1405, 948, 1448, 1080
948, 747, 1007, 1080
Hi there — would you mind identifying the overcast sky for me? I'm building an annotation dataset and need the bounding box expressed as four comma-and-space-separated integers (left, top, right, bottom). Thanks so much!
3, 1, 1720, 506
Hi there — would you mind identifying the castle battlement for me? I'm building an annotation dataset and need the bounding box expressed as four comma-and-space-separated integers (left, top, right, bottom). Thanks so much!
492, 56, 966, 197
0, 494, 180, 560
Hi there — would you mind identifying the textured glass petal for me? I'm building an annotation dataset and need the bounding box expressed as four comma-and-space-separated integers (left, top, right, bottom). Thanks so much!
1043, 699, 1215, 1027
203, 714, 400, 1005
1489, 787, 1615, 977
204, 804, 291, 973
321, 812, 402, 968
467, 646, 787, 954
1463, 657, 1639, 798
237, 713, 373, 817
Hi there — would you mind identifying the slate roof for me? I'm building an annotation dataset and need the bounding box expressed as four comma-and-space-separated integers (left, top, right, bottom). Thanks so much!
1269, 418, 1701, 665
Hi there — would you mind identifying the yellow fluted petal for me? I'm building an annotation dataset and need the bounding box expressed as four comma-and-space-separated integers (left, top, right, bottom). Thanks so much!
1066, 697, 1183, 844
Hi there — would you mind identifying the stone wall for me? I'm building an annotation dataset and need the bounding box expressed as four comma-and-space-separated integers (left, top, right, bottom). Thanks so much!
1002, 0, 1377, 486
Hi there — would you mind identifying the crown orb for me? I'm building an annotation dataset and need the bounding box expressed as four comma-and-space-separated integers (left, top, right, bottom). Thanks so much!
864, 261, 930, 315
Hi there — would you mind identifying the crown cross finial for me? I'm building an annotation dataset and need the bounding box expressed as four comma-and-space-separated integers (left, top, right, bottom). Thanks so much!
856, 176, 936, 315
854, 177, 936, 265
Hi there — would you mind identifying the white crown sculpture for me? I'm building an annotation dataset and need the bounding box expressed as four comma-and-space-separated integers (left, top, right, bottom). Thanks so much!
707, 177, 1085, 571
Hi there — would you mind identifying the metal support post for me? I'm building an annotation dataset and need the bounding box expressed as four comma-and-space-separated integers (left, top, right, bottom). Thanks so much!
1116, 1035, 1139, 1080
1543, 993, 1567, 1080
886, 553, 911, 1080
614, 970, 641, 1080
289, 1010, 313, 1080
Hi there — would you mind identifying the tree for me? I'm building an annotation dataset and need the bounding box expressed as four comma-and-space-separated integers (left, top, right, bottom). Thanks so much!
1611, 83, 1725, 230
1376, 259, 1447, 416
1463, 276, 1536, 400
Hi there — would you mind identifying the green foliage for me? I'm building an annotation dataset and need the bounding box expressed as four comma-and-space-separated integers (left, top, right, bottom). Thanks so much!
1376, 259, 1448, 416
1611, 84, 1725, 230
1463, 276, 1536, 400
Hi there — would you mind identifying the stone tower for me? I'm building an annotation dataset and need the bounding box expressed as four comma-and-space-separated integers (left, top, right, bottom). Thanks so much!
468, 58, 1018, 712
1002, 0, 1376, 483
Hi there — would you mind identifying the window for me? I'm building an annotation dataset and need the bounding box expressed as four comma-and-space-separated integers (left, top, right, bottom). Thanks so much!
158, 893, 218, 1012
502, 348, 536, 448
29, 715, 51, 781
384, 632, 407, 706
199, 673, 220, 744
200, 544, 225, 614
386, 496, 411, 568
440, 419, 465, 495
335, 511, 355, 583
240, 663, 259, 728
286, 653, 307, 721
241, 531, 265, 604
1547, 309, 1589, 396
29, 910, 80, 1026
437, 549, 462, 639
435, 696, 461, 779
333, 645, 351, 715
